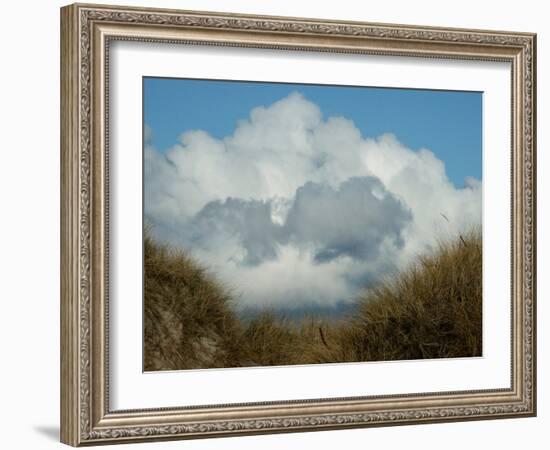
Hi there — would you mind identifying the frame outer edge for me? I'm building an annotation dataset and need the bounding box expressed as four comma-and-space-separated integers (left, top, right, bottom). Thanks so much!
61, 2, 537, 445
529, 33, 537, 416
61, 4, 81, 447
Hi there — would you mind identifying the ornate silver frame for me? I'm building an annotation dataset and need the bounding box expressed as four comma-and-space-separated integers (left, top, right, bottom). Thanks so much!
60, 3, 536, 446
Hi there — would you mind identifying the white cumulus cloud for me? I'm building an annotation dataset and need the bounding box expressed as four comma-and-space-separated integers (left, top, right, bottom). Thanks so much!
145, 92, 481, 310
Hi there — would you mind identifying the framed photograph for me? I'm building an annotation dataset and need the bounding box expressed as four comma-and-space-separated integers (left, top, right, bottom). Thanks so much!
60, 3, 537, 446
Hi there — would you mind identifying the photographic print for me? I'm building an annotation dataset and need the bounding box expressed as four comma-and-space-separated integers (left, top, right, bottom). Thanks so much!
143, 78, 483, 371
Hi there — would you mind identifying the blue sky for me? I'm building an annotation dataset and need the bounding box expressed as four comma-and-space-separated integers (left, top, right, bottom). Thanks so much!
143, 77, 482, 187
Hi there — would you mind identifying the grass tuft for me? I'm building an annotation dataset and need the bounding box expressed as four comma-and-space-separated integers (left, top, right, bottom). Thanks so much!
310, 227, 482, 363
144, 232, 246, 370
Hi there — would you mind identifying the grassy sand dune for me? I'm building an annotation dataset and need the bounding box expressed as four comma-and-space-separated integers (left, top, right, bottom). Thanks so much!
300, 228, 482, 363
144, 234, 246, 371
144, 229, 482, 371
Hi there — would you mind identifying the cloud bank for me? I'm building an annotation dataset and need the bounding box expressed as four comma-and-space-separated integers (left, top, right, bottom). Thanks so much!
145, 92, 481, 310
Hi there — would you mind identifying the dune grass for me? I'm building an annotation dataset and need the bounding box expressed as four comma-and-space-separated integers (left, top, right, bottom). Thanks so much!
298, 228, 482, 363
144, 229, 482, 370
143, 233, 246, 370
